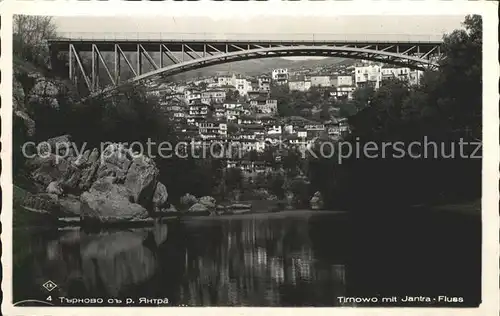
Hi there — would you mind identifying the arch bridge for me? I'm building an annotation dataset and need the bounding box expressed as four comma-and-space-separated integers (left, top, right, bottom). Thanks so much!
48, 33, 443, 94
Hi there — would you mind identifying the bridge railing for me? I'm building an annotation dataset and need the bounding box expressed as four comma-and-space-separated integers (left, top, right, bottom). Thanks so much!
53, 32, 443, 43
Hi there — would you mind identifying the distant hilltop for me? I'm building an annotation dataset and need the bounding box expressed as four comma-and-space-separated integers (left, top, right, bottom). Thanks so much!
171, 57, 355, 82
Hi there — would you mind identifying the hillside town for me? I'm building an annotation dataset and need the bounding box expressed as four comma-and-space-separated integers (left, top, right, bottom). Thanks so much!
144, 60, 423, 177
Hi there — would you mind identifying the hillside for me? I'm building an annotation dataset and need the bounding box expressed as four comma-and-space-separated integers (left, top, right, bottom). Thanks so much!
170, 57, 355, 81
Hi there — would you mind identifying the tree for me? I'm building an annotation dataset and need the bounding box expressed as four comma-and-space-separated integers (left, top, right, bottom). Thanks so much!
307, 15, 483, 210
226, 90, 240, 102
227, 122, 239, 134
308, 86, 322, 102
13, 15, 57, 67
225, 167, 243, 192
436, 14, 482, 138
337, 100, 358, 118
352, 86, 375, 111
319, 104, 331, 121
198, 82, 208, 90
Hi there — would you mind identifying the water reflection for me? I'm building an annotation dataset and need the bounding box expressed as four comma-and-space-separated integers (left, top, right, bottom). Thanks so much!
175, 215, 348, 306
13, 211, 481, 307
14, 223, 168, 301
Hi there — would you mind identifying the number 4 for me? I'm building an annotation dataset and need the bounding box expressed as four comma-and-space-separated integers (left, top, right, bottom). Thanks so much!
46, 296, 52, 301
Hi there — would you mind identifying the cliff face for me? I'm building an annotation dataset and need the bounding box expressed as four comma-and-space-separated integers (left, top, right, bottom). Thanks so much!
13, 62, 173, 224
13, 60, 79, 138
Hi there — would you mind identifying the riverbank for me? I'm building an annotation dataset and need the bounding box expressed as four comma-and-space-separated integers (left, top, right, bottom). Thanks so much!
181, 209, 347, 222
14, 180, 481, 230
415, 199, 481, 216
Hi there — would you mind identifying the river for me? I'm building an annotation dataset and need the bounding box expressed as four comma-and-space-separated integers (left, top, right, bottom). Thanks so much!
12, 209, 481, 307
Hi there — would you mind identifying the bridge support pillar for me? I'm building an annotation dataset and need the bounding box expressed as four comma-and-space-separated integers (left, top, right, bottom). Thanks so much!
114, 44, 120, 84
136, 44, 142, 76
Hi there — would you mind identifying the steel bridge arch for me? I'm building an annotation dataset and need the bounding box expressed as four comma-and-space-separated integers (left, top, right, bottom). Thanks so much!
131, 45, 439, 83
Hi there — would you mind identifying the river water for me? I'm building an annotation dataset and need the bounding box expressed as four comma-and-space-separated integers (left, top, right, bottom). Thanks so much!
12, 210, 481, 307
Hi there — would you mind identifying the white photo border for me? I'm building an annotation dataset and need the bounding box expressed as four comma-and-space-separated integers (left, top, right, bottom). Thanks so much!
1, 1, 498, 315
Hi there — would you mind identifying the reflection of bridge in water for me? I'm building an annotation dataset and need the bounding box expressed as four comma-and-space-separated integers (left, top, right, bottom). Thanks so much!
48, 32, 444, 94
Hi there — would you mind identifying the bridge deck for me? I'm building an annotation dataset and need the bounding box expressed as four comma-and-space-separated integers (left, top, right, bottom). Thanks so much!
48, 38, 442, 53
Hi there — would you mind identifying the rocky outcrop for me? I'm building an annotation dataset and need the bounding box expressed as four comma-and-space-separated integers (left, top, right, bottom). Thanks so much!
57, 195, 83, 216
46, 181, 63, 195
22, 193, 61, 213
79, 148, 100, 191
310, 191, 324, 210
27, 75, 74, 110
13, 75, 36, 137
152, 182, 168, 212
180, 193, 198, 209
180, 194, 217, 214
28, 154, 80, 191
20, 192, 82, 216
23, 140, 170, 224
97, 143, 132, 181
199, 196, 216, 209
124, 156, 159, 207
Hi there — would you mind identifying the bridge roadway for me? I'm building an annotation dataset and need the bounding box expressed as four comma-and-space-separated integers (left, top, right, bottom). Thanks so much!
49, 37, 442, 55
47, 33, 443, 94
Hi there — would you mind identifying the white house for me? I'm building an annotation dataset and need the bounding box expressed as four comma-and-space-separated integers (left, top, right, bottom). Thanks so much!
355, 65, 382, 89
272, 69, 289, 85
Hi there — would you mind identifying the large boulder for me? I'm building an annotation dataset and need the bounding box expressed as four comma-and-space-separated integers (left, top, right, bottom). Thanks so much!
310, 191, 324, 210
188, 203, 209, 213
89, 176, 134, 200
28, 154, 73, 187
24, 140, 168, 219
22, 193, 61, 213
87, 148, 100, 165
97, 143, 132, 181
78, 149, 100, 191
78, 159, 99, 191
19, 191, 82, 216
46, 181, 63, 195
253, 188, 271, 200
152, 182, 168, 212
57, 195, 83, 216
80, 177, 149, 224
180, 193, 198, 208
74, 149, 90, 167
124, 156, 159, 207
199, 196, 216, 209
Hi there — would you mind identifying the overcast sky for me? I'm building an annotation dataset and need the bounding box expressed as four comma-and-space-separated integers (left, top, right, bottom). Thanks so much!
52, 15, 465, 41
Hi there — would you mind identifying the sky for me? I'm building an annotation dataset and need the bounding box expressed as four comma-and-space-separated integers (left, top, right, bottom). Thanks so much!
52, 15, 465, 42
